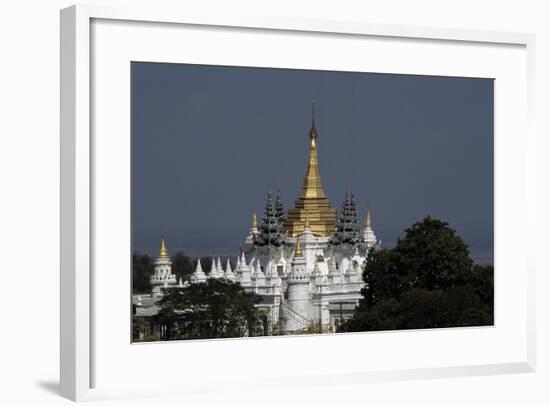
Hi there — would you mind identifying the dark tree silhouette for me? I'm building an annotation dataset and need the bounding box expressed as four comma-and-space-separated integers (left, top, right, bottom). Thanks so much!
132, 253, 155, 294
156, 279, 264, 340
172, 251, 194, 282
340, 216, 493, 332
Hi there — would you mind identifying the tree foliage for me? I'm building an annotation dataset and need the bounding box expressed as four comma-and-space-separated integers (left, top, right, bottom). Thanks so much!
156, 279, 264, 340
172, 251, 194, 282
132, 253, 154, 294
340, 216, 494, 332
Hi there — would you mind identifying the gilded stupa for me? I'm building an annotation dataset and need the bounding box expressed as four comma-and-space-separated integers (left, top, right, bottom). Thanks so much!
283, 102, 337, 237
158, 236, 169, 258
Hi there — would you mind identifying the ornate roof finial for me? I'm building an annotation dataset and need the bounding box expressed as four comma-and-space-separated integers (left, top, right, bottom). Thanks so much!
312, 99, 316, 127
252, 212, 257, 229
159, 236, 169, 258
309, 100, 318, 140
282, 99, 337, 238
295, 238, 303, 257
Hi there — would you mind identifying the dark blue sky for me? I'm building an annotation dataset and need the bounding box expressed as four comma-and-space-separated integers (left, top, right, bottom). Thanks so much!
131, 62, 493, 258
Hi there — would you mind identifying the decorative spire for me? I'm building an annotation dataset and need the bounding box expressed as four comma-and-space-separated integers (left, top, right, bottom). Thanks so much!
283, 101, 337, 237
255, 259, 263, 276
295, 238, 303, 257
224, 258, 236, 282
190, 258, 207, 283
363, 208, 378, 249
252, 212, 257, 230
209, 258, 222, 279
275, 189, 285, 224
158, 236, 169, 259
311, 99, 316, 129
331, 189, 360, 246
303, 102, 323, 199
255, 189, 285, 247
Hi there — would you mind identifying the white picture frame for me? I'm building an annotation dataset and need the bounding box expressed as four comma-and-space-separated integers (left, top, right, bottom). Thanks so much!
60, 3, 536, 402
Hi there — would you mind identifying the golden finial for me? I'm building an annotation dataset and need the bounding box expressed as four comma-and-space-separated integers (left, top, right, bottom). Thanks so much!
309, 99, 318, 140
366, 209, 372, 228
252, 212, 257, 229
159, 236, 169, 258
281, 101, 337, 238
295, 238, 303, 257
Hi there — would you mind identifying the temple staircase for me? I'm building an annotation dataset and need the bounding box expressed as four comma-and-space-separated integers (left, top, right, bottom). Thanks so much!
280, 299, 311, 330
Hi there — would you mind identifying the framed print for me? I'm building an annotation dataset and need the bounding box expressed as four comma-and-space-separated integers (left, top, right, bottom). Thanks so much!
60, 4, 536, 402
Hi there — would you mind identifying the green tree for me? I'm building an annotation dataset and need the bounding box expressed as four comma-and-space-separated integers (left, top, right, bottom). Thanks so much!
172, 251, 194, 282
156, 279, 263, 340
395, 217, 473, 290
200, 256, 214, 273
340, 216, 493, 332
132, 253, 154, 293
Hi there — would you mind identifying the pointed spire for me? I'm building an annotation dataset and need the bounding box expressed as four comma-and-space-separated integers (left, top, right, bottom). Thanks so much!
252, 212, 257, 230
191, 258, 207, 283
275, 189, 285, 223
255, 259, 262, 273
282, 100, 337, 238
225, 258, 232, 273
311, 99, 316, 129
266, 259, 277, 278
332, 188, 360, 245
255, 259, 264, 278
159, 236, 169, 258
363, 208, 377, 249
209, 259, 222, 279
255, 188, 285, 247
302, 101, 324, 199
224, 258, 236, 282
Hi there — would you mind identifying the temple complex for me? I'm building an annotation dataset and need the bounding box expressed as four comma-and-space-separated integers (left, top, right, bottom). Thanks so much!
133, 102, 380, 338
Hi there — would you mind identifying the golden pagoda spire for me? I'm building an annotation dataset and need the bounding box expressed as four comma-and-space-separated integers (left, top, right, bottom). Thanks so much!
295, 238, 303, 257
159, 236, 169, 258
252, 212, 257, 229
300, 100, 326, 200
283, 101, 337, 237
